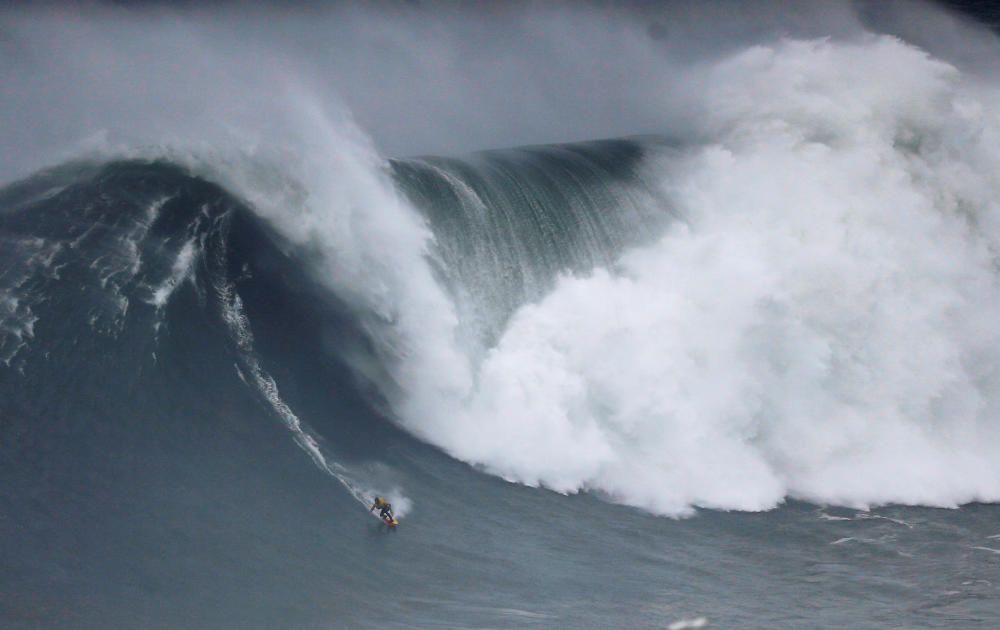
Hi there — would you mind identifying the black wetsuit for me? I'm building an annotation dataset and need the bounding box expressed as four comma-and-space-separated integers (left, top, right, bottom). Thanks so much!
372, 499, 393, 521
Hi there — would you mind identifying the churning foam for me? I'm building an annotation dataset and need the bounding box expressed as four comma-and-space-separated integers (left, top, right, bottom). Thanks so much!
407, 36, 1000, 516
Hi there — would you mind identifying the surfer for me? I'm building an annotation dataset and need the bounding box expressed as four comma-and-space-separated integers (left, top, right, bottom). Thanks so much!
370, 496, 394, 522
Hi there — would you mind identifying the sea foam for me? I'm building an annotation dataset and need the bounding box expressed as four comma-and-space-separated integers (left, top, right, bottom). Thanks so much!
411, 37, 1000, 516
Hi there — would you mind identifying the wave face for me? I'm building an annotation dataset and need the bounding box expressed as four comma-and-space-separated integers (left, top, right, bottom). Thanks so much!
392, 139, 671, 352
0, 158, 436, 626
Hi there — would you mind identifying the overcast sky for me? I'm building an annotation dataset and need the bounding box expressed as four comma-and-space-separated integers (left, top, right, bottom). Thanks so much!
1, 1, 998, 183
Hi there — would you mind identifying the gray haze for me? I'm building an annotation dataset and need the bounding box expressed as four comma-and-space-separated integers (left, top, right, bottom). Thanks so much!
1, 0, 998, 183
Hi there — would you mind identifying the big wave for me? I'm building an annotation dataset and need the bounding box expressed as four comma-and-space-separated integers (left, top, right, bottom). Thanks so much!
5, 24, 1000, 519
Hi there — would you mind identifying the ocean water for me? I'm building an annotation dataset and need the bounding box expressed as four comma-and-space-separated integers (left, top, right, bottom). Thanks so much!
3, 2, 1000, 628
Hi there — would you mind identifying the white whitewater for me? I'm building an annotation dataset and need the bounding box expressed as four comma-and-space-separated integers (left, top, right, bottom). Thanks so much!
406, 37, 1000, 516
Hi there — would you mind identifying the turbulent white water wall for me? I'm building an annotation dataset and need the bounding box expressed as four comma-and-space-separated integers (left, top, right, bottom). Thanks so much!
409, 36, 1000, 516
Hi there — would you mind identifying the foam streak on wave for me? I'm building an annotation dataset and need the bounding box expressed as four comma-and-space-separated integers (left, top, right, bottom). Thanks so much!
217, 260, 375, 509
150, 237, 197, 308
0, 236, 62, 367
208, 217, 408, 515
